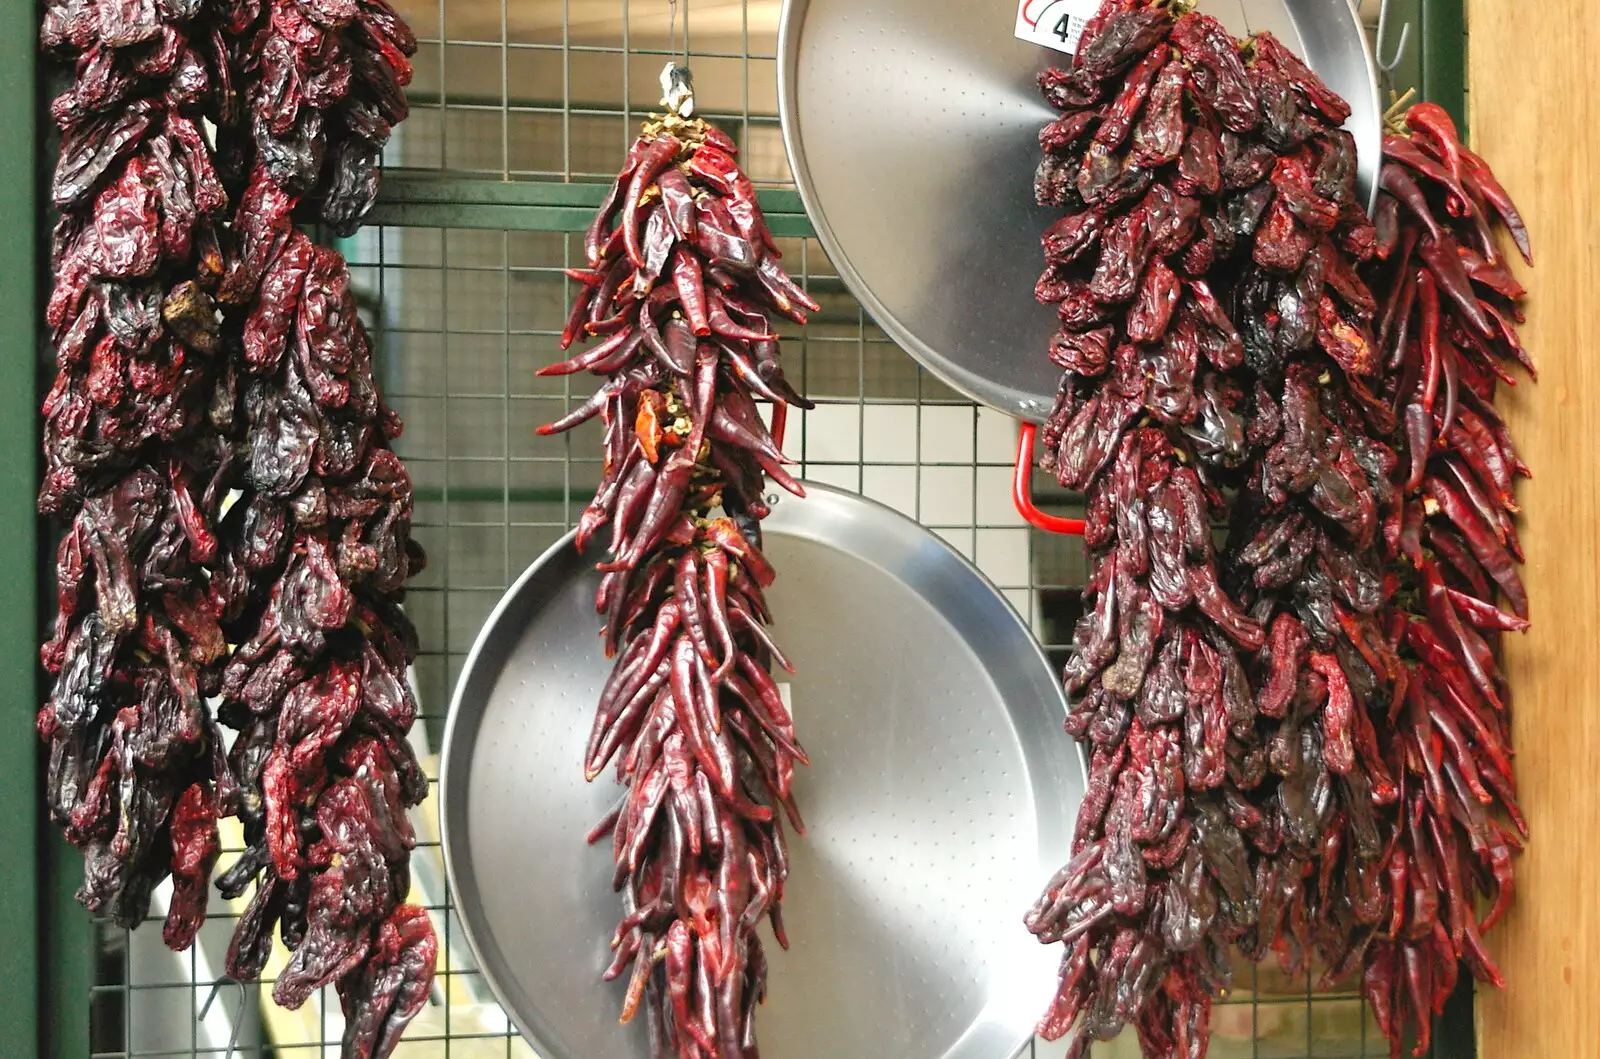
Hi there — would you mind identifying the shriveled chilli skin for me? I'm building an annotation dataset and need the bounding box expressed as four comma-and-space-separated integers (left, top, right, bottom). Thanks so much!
1033, 8, 1358, 1047
1026, 9, 1535, 1059
545, 109, 809, 1059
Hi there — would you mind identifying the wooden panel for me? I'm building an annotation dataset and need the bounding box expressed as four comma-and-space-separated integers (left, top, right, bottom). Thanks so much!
1467, 3, 1600, 1056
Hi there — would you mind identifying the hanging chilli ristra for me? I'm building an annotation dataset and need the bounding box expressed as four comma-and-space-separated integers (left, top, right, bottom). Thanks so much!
39, 0, 243, 955
1024, 5, 1536, 1059
1350, 100, 1534, 1059
1023, 2, 1406, 1055
541, 63, 817, 1059
207, 0, 439, 1054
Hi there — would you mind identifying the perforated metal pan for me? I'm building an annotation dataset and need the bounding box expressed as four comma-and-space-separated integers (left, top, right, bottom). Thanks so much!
439, 483, 1085, 1059
777, 0, 1382, 422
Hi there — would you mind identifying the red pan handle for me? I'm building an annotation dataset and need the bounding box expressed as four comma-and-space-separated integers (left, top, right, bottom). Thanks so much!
1013, 422, 1085, 536
770, 401, 789, 450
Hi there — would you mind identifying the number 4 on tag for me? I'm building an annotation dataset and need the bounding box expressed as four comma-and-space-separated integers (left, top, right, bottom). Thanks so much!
1014, 0, 1102, 56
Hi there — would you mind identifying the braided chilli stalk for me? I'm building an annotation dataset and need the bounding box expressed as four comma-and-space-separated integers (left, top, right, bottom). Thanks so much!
1348, 104, 1533, 1058
204, 1, 437, 1055
543, 108, 815, 1059
1024, 2, 1411, 1054
37, 0, 242, 949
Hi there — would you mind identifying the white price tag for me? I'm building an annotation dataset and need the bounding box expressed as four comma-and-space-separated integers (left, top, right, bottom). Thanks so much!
777, 682, 794, 720
1014, 0, 1103, 56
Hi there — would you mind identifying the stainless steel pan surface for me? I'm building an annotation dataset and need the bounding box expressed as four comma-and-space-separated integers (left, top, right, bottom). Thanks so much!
777, 0, 1382, 421
440, 483, 1086, 1059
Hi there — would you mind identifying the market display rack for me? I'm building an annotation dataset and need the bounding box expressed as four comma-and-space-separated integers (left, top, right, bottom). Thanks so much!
1, 0, 1474, 1056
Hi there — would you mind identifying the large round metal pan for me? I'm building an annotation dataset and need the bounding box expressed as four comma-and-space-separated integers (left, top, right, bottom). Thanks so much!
778, 0, 1382, 422
439, 482, 1085, 1059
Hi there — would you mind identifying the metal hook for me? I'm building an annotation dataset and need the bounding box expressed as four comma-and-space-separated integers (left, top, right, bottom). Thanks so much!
197, 977, 250, 1059
660, 62, 696, 118
1375, 0, 1412, 74
659, 0, 695, 116
666, 0, 688, 65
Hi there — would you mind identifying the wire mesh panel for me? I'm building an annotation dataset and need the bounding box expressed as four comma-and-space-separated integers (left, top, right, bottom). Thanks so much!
80, 2, 1423, 1057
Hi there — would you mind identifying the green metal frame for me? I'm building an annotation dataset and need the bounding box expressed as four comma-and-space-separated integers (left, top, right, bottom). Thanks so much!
5, 2, 1467, 1057
1381, 0, 1468, 135
0, 0, 41, 1052
368, 174, 816, 235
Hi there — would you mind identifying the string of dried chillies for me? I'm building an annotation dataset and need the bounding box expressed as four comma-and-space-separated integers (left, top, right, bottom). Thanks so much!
542, 70, 816, 1059
1025, 3, 1384, 1051
207, 0, 438, 1054
1352, 102, 1533, 1057
38, 0, 240, 951
1021, 3, 1534, 1056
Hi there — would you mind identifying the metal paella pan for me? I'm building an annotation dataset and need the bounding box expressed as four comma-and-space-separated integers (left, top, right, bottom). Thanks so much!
439, 483, 1086, 1059
777, 0, 1383, 422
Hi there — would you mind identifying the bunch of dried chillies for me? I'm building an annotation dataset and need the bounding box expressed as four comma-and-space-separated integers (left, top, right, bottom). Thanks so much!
543, 71, 815, 1059
36, 0, 438, 1054
236, 0, 415, 234
1352, 100, 1533, 1056
1025, 2, 1381, 1051
207, 0, 437, 1053
1023, 3, 1534, 1057
38, 0, 241, 952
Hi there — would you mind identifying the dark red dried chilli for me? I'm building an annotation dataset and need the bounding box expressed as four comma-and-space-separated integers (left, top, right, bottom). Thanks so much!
237, 0, 416, 235
1030, 0, 1382, 1049
1024, 3, 1531, 1057
207, 1, 437, 1055
543, 98, 815, 1058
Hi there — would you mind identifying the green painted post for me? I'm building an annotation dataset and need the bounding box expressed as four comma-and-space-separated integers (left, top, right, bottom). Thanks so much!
1422, 0, 1469, 138
43, 841, 92, 1059
0, 0, 42, 1055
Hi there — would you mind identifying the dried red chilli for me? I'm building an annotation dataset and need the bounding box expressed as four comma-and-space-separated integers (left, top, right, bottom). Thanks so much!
542, 91, 814, 1059
38, 0, 239, 952
204, 0, 438, 1053
1032, 8, 1535, 1057
212, 251, 436, 1056
236, 0, 416, 234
